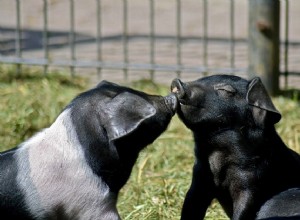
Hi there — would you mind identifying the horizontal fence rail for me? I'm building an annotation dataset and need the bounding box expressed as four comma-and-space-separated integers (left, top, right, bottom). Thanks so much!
0, 0, 299, 89
0, 55, 247, 74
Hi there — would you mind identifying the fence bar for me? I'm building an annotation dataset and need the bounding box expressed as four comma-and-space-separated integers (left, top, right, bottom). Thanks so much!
0, 56, 247, 74
176, 0, 182, 78
149, 0, 155, 80
203, 0, 208, 75
284, 0, 289, 89
15, 0, 21, 75
96, 0, 102, 79
69, 0, 76, 76
230, 0, 235, 71
248, 0, 280, 95
123, 0, 129, 80
43, 0, 49, 75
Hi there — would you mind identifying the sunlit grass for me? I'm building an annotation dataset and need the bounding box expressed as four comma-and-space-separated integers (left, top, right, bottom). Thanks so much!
0, 65, 87, 150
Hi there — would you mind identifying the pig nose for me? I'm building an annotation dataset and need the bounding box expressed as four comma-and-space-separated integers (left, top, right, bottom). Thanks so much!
164, 93, 178, 115
171, 78, 186, 99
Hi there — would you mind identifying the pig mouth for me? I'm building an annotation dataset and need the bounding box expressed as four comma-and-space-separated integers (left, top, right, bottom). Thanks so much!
174, 95, 203, 111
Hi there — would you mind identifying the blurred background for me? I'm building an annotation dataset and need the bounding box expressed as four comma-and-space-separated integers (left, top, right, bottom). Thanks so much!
1, 0, 300, 90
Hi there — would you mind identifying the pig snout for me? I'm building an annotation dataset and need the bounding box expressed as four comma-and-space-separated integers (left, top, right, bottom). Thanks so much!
171, 78, 187, 100
164, 93, 178, 115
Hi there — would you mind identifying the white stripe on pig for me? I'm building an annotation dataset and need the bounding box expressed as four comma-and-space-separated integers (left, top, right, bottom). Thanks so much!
16, 109, 120, 220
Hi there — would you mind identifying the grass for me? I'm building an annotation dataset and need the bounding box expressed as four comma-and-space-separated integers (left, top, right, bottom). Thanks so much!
0, 65, 87, 149
0, 66, 299, 219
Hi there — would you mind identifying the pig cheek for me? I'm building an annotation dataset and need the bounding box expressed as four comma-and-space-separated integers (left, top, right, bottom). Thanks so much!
178, 105, 202, 124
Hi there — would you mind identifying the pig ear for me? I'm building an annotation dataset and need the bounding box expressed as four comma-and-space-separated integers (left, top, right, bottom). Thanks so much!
103, 92, 156, 141
246, 77, 281, 126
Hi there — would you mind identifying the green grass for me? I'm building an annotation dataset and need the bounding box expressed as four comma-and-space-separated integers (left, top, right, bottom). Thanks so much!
0, 65, 87, 149
0, 66, 299, 219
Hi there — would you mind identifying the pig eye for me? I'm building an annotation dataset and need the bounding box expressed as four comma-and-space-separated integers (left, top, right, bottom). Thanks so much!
214, 83, 236, 97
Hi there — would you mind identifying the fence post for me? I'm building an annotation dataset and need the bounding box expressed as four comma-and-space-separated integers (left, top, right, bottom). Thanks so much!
248, 0, 280, 95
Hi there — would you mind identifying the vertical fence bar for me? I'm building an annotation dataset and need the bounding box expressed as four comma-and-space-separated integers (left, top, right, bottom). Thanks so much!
149, 0, 155, 80
15, 0, 21, 75
248, 0, 280, 95
96, 0, 102, 79
284, 0, 289, 89
43, 0, 49, 75
203, 0, 208, 75
176, 0, 182, 78
69, 0, 75, 77
123, 0, 129, 80
230, 0, 235, 71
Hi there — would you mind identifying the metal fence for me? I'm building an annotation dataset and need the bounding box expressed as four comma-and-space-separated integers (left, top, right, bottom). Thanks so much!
0, 0, 299, 89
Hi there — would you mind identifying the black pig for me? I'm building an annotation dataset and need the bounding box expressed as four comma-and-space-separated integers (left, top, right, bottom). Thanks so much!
171, 75, 300, 220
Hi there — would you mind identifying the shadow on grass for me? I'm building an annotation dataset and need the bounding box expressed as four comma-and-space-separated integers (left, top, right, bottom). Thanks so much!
0, 64, 87, 89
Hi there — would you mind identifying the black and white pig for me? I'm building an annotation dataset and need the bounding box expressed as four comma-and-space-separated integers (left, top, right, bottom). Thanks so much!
0, 80, 177, 220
